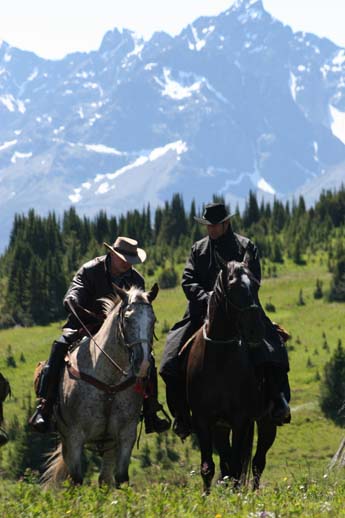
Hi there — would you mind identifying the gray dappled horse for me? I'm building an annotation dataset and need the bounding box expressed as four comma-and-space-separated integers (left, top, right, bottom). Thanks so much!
43, 284, 158, 487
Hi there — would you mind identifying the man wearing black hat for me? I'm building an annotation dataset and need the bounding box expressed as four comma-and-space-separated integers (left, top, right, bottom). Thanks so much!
160, 203, 290, 439
29, 237, 170, 435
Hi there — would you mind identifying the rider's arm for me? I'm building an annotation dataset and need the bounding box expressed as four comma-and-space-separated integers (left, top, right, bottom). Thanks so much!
182, 246, 210, 309
63, 265, 93, 311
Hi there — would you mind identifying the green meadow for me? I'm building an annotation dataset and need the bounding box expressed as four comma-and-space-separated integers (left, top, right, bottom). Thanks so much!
1, 256, 345, 517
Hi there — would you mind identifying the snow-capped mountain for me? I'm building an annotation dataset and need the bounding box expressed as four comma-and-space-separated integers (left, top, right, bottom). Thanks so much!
1, 0, 345, 250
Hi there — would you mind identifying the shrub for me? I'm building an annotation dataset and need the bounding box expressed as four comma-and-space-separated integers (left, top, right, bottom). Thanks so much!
297, 289, 305, 306
329, 257, 345, 301
320, 342, 345, 426
6, 345, 16, 368
313, 278, 323, 299
265, 299, 276, 312
158, 267, 178, 289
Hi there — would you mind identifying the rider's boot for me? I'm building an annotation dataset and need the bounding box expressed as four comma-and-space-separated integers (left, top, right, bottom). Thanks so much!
29, 340, 69, 433
265, 365, 291, 425
165, 375, 192, 441
143, 365, 171, 434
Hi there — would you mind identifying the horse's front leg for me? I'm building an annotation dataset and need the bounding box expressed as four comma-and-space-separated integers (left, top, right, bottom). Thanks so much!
99, 447, 117, 487
213, 425, 232, 481
114, 421, 138, 487
252, 416, 276, 490
62, 434, 84, 485
193, 415, 215, 495
230, 421, 254, 488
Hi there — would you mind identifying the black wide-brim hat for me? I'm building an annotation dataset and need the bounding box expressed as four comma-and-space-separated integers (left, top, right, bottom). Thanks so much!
194, 203, 232, 225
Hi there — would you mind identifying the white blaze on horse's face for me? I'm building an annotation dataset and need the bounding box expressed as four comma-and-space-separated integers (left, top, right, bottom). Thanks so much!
123, 300, 155, 378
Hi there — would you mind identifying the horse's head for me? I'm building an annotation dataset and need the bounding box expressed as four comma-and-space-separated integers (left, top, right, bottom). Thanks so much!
220, 260, 265, 346
114, 283, 159, 378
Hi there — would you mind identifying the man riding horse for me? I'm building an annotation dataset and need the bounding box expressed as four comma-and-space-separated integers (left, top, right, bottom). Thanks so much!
29, 236, 170, 435
160, 202, 291, 439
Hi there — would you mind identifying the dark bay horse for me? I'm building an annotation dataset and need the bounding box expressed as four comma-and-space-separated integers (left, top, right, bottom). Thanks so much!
186, 260, 277, 493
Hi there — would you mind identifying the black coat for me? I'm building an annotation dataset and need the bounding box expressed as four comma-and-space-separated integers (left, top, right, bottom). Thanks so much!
62, 254, 144, 340
182, 229, 260, 324
160, 228, 288, 378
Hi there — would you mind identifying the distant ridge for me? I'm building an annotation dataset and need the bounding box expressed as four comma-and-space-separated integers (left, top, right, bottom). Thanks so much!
1, 0, 345, 250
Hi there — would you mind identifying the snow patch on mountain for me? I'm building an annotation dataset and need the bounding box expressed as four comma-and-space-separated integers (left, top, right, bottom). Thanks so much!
257, 177, 276, 195
188, 24, 206, 52
156, 68, 202, 100
329, 104, 345, 145
0, 140, 17, 152
68, 140, 188, 204
11, 151, 32, 163
83, 143, 124, 155
0, 95, 26, 113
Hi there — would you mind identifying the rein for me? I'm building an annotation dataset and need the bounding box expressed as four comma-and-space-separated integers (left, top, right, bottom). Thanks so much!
66, 299, 128, 376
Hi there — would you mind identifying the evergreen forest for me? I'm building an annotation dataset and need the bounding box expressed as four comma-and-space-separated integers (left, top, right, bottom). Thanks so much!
1, 188, 345, 327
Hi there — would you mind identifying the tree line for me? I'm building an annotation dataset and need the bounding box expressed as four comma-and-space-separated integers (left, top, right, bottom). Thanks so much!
1, 187, 345, 326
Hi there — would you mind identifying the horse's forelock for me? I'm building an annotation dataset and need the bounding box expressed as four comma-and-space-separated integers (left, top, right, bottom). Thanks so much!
128, 286, 149, 304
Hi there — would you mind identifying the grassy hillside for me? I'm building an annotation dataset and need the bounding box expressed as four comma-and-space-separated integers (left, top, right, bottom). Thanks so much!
1, 255, 345, 516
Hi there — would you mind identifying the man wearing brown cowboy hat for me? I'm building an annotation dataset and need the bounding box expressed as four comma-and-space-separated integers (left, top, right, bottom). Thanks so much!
29, 237, 170, 435
160, 202, 291, 439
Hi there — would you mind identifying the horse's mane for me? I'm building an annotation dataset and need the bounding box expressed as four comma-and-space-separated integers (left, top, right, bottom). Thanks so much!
99, 286, 149, 319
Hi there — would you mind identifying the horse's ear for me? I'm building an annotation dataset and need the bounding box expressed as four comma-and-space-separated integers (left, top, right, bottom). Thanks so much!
243, 248, 252, 268
147, 283, 159, 303
112, 283, 128, 303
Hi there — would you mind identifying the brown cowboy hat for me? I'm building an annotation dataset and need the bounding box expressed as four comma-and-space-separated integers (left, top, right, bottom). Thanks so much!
104, 236, 146, 264
194, 202, 232, 225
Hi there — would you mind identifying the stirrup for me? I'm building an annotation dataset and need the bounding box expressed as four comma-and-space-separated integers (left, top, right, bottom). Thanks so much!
28, 400, 54, 433
144, 413, 171, 434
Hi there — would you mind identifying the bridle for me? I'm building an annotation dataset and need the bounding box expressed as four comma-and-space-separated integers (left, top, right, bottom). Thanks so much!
117, 300, 155, 350
67, 298, 155, 377
204, 263, 262, 347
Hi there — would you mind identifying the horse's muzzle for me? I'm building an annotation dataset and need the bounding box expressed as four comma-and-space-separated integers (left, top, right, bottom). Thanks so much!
131, 342, 151, 378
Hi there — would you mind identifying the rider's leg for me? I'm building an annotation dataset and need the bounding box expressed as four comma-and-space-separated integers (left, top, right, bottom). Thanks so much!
29, 336, 70, 433
162, 371, 192, 440
143, 356, 171, 434
265, 363, 291, 424
251, 317, 291, 425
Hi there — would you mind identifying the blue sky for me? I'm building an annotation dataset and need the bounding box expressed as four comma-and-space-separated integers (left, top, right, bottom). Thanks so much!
0, 0, 344, 60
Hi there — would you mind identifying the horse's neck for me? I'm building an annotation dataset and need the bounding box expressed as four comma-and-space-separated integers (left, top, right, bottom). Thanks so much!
92, 313, 129, 380
207, 294, 237, 341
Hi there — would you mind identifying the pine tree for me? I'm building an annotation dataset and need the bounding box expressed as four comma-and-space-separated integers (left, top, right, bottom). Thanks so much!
320, 342, 345, 426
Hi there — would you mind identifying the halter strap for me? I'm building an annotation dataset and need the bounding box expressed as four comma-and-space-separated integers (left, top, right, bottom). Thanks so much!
202, 323, 241, 346
65, 353, 136, 394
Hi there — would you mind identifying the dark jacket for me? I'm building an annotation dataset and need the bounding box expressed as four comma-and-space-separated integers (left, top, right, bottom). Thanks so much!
182, 229, 260, 323
62, 254, 144, 337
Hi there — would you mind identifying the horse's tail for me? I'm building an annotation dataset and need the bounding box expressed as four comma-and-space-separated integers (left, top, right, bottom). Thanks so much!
241, 421, 254, 486
41, 443, 68, 487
